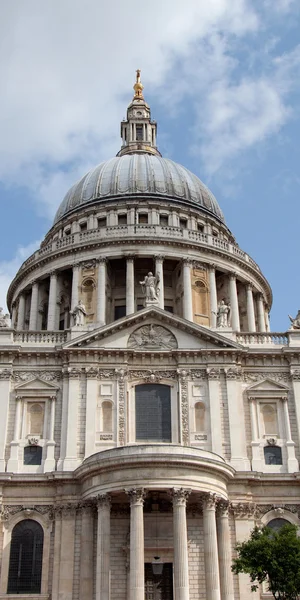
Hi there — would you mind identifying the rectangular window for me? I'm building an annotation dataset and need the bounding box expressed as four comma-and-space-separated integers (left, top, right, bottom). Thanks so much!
114, 305, 126, 320
80, 222, 87, 232
135, 384, 171, 442
98, 217, 107, 228
160, 215, 169, 226
179, 218, 187, 229
136, 124, 143, 141
138, 213, 148, 224
118, 214, 127, 225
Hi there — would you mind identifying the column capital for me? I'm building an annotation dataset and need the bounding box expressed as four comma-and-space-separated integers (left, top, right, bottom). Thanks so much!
290, 369, 300, 381
96, 494, 111, 510
224, 367, 242, 381
206, 367, 221, 380
171, 488, 191, 506
193, 260, 206, 270
182, 258, 193, 267
125, 488, 146, 506
49, 270, 58, 278
201, 492, 218, 510
85, 366, 99, 379
208, 262, 216, 271
31, 279, 38, 286
97, 257, 107, 265
246, 283, 254, 292
155, 254, 164, 262
216, 499, 230, 517
124, 254, 135, 262
229, 272, 237, 280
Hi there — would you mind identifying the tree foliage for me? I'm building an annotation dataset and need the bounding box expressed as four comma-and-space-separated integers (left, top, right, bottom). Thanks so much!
232, 523, 300, 600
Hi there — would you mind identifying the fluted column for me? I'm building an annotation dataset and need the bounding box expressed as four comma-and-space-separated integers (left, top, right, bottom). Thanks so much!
183, 260, 193, 321
29, 281, 39, 330
257, 294, 266, 332
155, 255, 164, 309
229, 274, 240, 331
172, 488, 190, 600
217, 501, 234, 600
11, 305, 17, 329
126, 256, 135, 315
202, 493, 221, 600
96, 494, 111, 600
97, 259, 107, 324
47, 271, 58, 330
246, 284, 256, 332
209, 265, 218, 328
127, 488, 145, 600
71, 263, 79, 310
17, 294, 25, 330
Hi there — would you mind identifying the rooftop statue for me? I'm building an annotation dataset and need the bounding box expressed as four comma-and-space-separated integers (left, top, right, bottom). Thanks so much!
288, 311, 300, 330
216, 300, 230, 328
70, 300, 87, 326
0, 307, 9, 328
139, 272, 160, 303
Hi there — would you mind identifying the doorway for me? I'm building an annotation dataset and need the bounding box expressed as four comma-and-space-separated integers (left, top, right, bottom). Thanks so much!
144, 563, 173, 600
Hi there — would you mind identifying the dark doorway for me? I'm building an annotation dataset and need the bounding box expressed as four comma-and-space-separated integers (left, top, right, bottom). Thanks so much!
145, 563, 173, 600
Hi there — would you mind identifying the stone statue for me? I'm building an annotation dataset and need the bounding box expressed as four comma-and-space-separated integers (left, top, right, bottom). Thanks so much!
70, 300, 87, 326
0, 307, 9, 328
139, 272, 160, 302
288, 311, 300, 329
216, 300, 230, 328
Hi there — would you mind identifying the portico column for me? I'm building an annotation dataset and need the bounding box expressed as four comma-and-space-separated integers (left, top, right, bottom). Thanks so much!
229, 274, 240, 331
216, 501, 234, 600
29, 281, 39, 330
183, 260, 193, 321
202, 493, 221, 600
11, 304, 17, 329
47, 271, 58, 330
79, 503, 94, 600
126, 488, 146, 600
155, 255, 164, 309
126, 256, 135, 315
246, 284, 256, 332
71, 263, 79, 310
209, 265, 218, 328
172, 488, 190, 600
97, 259, 107, 324
17, 294, 25, 330
96, 494, 111, 600
257, 294, 266, 332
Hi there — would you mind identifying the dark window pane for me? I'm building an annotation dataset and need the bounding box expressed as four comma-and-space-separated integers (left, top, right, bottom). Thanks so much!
267, 518, 290, 531
136, 384, 171, 442
136, 125, 143, 141
164, 306, 173, 313
264, 445, 282, 465
24, 446, 42, 466
118, 214, 127, 225
8, 520, 43, 594
114, 305, 126, 320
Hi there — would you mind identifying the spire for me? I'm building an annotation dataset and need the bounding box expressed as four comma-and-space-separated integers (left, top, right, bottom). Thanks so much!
116, 70, 161, 157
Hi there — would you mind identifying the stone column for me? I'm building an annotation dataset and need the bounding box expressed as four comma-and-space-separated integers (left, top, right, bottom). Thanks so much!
126, 488, 145, 600
17, 294, 25, 330
47, 271, 58, 330
232, 505, 259, 600
126, 256, 135, 315
246, 284, 256, 332
282, 397, 298, 472
57, 505, 76, 600
29, 281, 39, 330
80, 503, 94, 600
183, 260, 193, 321
97, 259, 107, 324
209, 265, 218, 328
207, 369, 223, 457
51, 509, 62, 600
96, 495, 111, 600
0, 370, 11, 471
257, 294, 266, 332
71, 263, 79, 310
44, 396, 56, 471
229, 274, 240, 331
11, 304, 17, 329
172, 488, 190, 600
202, 493, 221, 600
225, 369, 250, 470
62, 368, 81, 471
216, 501, 234, 600
155, 256, 164, 309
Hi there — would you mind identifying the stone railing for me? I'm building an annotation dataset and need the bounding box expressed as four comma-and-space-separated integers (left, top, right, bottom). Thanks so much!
236, 332, 288, 346
14, 331, 68, 344
20, 224, 262, 275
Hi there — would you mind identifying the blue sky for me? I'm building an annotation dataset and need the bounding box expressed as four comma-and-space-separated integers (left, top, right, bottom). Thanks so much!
0, 0, 300, 331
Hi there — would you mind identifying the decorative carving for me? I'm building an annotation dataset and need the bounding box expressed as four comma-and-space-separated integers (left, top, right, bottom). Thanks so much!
171, 488, 191, 506
225, 368, 242, 381
128, 370, 177, 382
190, 370, 206, 380
206, 368, 221, 380
28, 437, 39, 446
55, 503, 77, 518
288, 311, 300, 330
70, 299, 87, 326
99, 434, 113, 441
99, 370, 115, 379
215, 300, 230, 328
290, 370, 300, 381
125, 488, 146, 506
13, 371, 61, 382
118, 374, 126, 446
0, 307, 10, 328
266, 437, 277, 445
86, 367, 99, 378
201, 493, 218, 510
68, 367, 82, 379
230, 502, 257, 518
0, 504, 54, 522
139, 272, 160, 304
194, 434, 207, 441
0, 369, 12, 380
217, 499, 230, 517
243, 372, 289, 383
178, 370, 189, 446
128, 324, 177, 350
96, 494, 111, 510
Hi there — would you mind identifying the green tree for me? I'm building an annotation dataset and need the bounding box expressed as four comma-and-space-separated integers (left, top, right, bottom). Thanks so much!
232, 523, 300, 600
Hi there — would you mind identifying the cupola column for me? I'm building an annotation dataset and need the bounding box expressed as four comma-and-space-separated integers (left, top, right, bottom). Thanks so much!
183, 260, 193, 322
202, 493, 221, 600
246, 284, 256, 332
155, 256, 164, 309
11, 304, 17, 328
209, 265, 218, 328
172, 488, 190, 600
29, 281, 39, 330
17, 294, 25, 330
47, 271, 58, 330
126, 256, 135, 315
71, 263, 79, 311
229, 274, 240, 331
97, 259, 107, 324
126, 488, 146, 600
257, 294, 266, 332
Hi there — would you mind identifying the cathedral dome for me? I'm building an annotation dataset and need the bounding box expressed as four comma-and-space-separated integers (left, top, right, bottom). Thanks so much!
53, 154, 225, 225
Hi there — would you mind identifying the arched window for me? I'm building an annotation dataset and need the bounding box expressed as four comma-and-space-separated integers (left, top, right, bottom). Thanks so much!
28, 403, 44, 435
195, 402, 205, 432
7, 519, 44, 594
262, 404, 277, 435
264, 445, 282, 465
267, 518, 290, 531
102, 401, 113, 432
24, 445, 42, 465
135, 384, 171, 442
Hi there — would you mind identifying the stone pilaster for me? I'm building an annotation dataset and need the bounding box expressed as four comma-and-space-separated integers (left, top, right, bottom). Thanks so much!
85, 367, 99, 458
232, 503, 259, 600
229, 274, 240, 331
29, 281, 39, 330
80, 503, 95, 600
7, 395, 22, 472
57, 504, 76, 600
0, 369, 11, 471
216, 501, 234, 600
96, 494, 111, 600
182, 260, 193, 321
97, 258, 107, 324
282, 397, 298, 472
290, 369, 300, 451
44, 395, 56, 471
207, 368, 223, 457
126, 256, 135, 315
71, 263, 79, 310
126, 488, 146, 600
225, 368, 250, 470
62, 368, 81, 470
202, 493, 221, 600
47, 271, 58, 330
172, 488, 191, 600
178, 370, 189, 446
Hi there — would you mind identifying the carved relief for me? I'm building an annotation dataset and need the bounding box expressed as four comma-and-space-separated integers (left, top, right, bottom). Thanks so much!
13, 371, 61, 382
128, 370, 177, 382
178, 369, 189, 446
225, 368, 242, 380
116, 371, 126, 446
206, 368, 221, 380
0, 369, 12, 380
128, 324, 177, 350
243, 372, 290, 383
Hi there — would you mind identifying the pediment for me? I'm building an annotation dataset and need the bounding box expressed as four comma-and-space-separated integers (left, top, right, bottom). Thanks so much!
63, 307, 243, 352
246, 378, 289, 397
14, 377, 59, 392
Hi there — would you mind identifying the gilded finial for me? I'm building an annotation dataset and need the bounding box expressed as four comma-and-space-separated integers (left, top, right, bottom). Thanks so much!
133, 69, 144, 99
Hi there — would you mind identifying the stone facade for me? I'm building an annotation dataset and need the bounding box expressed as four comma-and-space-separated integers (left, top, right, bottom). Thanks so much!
0, 72, 298, 600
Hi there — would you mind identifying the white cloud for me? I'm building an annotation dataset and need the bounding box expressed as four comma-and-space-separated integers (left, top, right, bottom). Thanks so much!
0, 241, 40, 312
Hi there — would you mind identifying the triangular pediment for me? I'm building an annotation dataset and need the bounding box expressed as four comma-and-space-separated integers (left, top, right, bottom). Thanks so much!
15, 377, 59, 392
63, 307, 243, 351
246, 378, 289, 396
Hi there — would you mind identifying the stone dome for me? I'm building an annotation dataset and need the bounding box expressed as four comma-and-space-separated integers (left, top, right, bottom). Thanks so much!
53, 154, 224, 225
